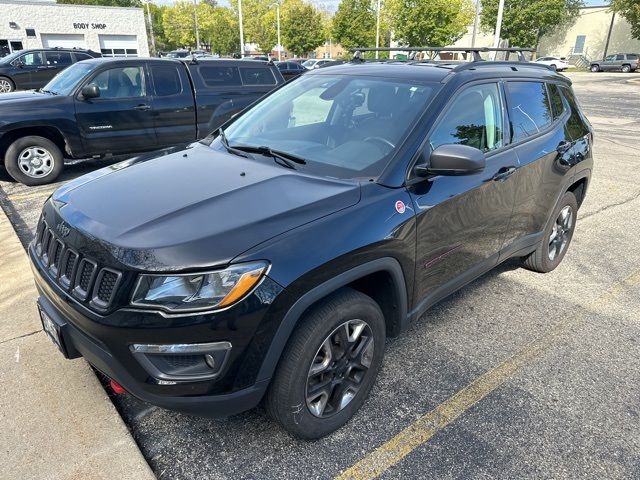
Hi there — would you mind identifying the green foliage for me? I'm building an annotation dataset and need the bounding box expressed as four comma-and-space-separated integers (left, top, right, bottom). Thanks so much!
332, 0, 377, 49
57, 0, 141, 5
229, 0, 277, 52
611, 0, 640, 40
387, 0, 475, 47
480, 0, 583, 47
202, 6, 240, 55
282, 0, 325, 56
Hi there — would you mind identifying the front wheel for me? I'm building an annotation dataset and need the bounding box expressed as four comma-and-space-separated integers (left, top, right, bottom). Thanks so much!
4, 136, 64, 186
266, 288, 386, 439
522, 192, 578, 273
0, 76, 14, 93
590, 65, 600, 72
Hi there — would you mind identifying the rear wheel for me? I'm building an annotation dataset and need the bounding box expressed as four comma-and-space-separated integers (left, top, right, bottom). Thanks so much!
0, 76, 14, 93
590, 64, 600, 72
621, 64, 631, 73
4, 136, 64, 186
522, 192, 578, 273
266, 288, 385, 439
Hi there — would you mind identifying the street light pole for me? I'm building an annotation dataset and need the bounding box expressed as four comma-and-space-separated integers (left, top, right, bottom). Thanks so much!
276, 2, 281, 61
145, 0, 156, 55
375, 0, 381, 59
471, 0, 481, 48
492, 0, 504, 59
193, 0, 200, 50
238, 0, 245, 56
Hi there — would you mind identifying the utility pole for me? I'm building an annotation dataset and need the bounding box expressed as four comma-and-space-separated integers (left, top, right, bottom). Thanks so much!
471, 0, 481, 48
492, 0, 505, 59
375, 0, 381, 59
603, 11, 615, 60
193, 0, 200, 50
145, 0, 155, 55
238, 0, 245, 56
276, 1, 281, 61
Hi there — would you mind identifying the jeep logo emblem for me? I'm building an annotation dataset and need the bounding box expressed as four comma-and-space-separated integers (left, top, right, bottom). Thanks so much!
56, 222, 70, 237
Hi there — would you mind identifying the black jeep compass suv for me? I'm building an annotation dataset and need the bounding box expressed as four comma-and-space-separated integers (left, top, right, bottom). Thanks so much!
30, 48, 593, 439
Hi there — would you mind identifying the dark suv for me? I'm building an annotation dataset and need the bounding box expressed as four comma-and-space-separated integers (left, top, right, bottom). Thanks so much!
30, 49, 593, 439
0, 48, 100, 93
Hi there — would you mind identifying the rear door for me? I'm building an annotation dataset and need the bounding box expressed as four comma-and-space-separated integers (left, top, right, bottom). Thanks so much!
42, 51, 74, 84
149, 62, 197, 147
75, 63, 157, 155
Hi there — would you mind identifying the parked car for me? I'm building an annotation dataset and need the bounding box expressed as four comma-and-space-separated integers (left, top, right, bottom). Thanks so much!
0, 48, 100, 93
275, 60, 306, 81
302, 58, 333, 69
165, 50, 191, 59
0, 57, 284, 185
289, 58, 307, 65
590, 53, 639, 73
30, 54, 592, 439
534, 56, 570, 71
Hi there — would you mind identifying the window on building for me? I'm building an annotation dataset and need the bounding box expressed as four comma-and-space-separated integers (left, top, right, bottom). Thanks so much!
91, 66, 145, 98
573, 35, 586, 54
26, 29, 36, 38
46, 51, 72, 66
506, 82, 553, 142
0, 40, 9, 58
240, 67, 276, 86
151, 65, 182, 96
100, 48, 138, 58
430, 83, 504, 153
199, 66, 241, 87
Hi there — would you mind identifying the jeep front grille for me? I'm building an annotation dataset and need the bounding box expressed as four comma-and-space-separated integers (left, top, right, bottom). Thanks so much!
34, 218, 123, 312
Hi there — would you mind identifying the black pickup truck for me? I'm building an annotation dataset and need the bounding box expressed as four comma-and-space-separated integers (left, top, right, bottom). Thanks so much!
0, 57, 284, 185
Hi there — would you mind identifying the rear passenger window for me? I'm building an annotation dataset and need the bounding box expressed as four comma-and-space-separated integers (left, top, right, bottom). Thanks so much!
240, 67, 276, 85
199, 66, 241, 87
506, 82, 553, 142
46, 52, 72, 65
628, 54, 638, 60
547, 84, 565, 120
560, 85, 590, 140
430, 83, 504, 153
151, 65, 182, 96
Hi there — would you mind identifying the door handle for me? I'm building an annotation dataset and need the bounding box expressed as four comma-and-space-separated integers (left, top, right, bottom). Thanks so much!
133, 104, 151, 111
492, 166, 517, 182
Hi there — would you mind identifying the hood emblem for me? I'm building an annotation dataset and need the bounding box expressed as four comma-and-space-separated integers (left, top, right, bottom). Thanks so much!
56, 222, 70, 237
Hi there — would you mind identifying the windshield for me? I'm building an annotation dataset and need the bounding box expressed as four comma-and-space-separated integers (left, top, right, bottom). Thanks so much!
223, 73, 437, 179
302, 60, 317, 68
41, 62, 96, 95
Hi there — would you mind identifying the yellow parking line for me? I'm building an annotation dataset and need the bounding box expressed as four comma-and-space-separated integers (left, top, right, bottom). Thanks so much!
336, 269, 640, 480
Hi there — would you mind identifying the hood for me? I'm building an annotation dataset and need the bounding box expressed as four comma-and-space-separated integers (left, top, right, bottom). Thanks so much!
0, 90, 54, 104
52, 143, 361, 271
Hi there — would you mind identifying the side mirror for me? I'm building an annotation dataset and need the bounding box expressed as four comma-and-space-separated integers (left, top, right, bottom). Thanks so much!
415, 144, 486, 177
80, 83, 100, 99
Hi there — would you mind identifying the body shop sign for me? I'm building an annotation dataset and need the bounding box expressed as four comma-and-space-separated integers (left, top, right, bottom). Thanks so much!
73, 23, 107, 30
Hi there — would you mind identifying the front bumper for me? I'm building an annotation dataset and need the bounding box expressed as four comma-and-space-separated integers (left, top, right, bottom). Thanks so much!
30, 248, 283, 417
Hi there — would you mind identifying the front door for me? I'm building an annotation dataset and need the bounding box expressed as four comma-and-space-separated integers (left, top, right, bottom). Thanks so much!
408, 82, 518, 311
12, 51, 46, 89
75, 64, 157, 156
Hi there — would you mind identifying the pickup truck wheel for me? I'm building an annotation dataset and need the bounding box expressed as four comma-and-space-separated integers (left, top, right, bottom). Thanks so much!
4, 136, 64, 186
522, 192, 578, 273
621, 64, 631, 73
266, 288, 385, 439
0, 76, 14, 93
590, 65, 600, 72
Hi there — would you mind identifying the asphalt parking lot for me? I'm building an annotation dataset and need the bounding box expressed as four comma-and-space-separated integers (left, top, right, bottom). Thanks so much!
1, 72, 639, 479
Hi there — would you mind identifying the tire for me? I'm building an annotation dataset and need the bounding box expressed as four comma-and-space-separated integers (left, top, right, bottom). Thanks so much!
266, 288, 386, 439
590, 64, 600, 73
522, 192, 578, 273
4, 136, 64, 186
621, 64, 631, 73
0, 76, 14, 93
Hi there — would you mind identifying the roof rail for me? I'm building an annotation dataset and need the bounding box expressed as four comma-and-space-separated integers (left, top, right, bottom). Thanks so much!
350, 46, 536, 63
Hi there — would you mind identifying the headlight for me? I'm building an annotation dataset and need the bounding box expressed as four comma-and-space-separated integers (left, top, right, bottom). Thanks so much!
131, 262, 268, 312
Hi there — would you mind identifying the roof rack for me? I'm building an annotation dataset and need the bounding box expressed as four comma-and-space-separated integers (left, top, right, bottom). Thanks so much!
350, 46, 536, 63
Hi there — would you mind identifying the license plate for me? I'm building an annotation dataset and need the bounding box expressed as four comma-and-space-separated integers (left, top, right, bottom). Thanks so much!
39, 308, 64, 353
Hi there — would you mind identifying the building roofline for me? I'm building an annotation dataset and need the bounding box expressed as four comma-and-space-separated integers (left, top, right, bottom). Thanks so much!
0, 0, 142, 11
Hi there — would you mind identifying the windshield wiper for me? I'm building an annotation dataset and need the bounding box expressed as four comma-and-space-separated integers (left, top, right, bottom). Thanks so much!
217, 128, 249, 158
229, 144, 307, 169
39, 89, 58, 95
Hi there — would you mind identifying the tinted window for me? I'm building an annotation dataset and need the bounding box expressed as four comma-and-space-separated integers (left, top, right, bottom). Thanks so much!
240, 67, 276, 85
430, 83, 504, 153
19, 52, 44, 66
628, 54, 638, 60
46, 51, 72, 66
547, 83, 565, 120
91, 66, 145, 98
507, 82, 553, 142
605, 55, 615, 61
560, 85, 590, 140
151, 64, 182, 96
616, 54, 624, 60
199, 66, 241, 87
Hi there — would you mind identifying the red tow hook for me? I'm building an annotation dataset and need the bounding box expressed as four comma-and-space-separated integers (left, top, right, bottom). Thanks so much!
110, 379, 127, 395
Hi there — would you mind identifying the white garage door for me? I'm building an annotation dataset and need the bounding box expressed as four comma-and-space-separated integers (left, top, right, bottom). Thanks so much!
41, 34, 86, 49
99, 35, 139, 57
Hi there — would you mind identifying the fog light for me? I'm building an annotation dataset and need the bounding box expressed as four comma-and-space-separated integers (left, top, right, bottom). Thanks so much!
204, 353, 216, 369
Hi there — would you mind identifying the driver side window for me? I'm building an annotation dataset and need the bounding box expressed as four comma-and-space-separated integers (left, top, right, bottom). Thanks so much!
430, 83, 504, 153
90, 66, 146, 99
17, 51, 44, 66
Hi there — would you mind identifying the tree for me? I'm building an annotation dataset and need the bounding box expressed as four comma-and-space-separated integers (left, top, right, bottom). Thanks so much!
611, 0, 640, 39
229, 0, 277, 52
162, 1, 201, 48
332, 0, 377, 50
387, 0, 475, 47
480, 0, 583, 48
201, 7, 240, 55
57, 0, 141, 6
282, 0, 325, 56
